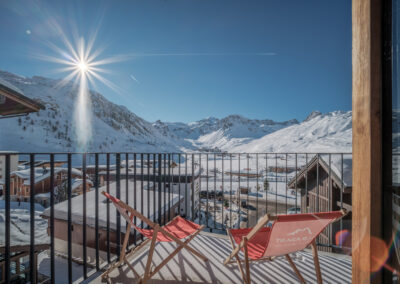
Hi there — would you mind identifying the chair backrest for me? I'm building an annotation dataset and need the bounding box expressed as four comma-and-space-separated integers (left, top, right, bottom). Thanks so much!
263, 211, 344, 257
102, 191, 155, 228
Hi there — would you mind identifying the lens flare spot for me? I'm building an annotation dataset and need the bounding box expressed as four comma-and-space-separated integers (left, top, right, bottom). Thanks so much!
370, 237, 390, 272
335, 230, 351, 247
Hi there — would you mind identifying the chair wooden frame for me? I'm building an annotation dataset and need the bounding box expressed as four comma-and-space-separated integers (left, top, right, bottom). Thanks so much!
101, 191, 208, 284
223, 211, 346, 284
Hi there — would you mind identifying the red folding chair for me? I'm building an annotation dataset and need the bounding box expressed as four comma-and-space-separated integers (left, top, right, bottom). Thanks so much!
101, 191, 208, 283
223, 211, 346, 284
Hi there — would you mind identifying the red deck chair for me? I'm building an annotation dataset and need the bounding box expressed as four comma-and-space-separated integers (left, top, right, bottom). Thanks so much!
101, 191, 208, 284
223, 211, 346, 284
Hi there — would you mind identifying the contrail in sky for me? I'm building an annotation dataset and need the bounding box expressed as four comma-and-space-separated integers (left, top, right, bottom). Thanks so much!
128, 52, 276, 57
130, 74, 140, 84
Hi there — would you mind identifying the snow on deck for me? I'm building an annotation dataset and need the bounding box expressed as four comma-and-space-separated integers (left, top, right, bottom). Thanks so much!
91, 232, 352, 284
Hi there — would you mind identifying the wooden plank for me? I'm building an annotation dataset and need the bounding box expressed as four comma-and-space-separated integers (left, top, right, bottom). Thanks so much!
352, 0, 383, 283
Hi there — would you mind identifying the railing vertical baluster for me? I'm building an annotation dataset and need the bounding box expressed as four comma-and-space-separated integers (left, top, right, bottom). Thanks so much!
141, 154, 144, 234
266, 154, 268, 214
168, 154, 171, 222
67, 153, 72, 284
50, 154, 55, 284
221, 154, 224, 229
305, 154, 308, 213
163, 154, 166, 224
4, 154, 10, 284
275, 153, 278, 215
230, 154, 232, 228
328, 154, 332, 248
126, 153, 129, 250
153, 154, 156, 222
192, 154, 195, 221
134, 154, 137, 245
148, 154, 151, 222
213, 153, 216, 228
30, 154, 36, 283
116, 154, 121, 258
106, 153, 110, 263
340, 154, 344, 235
95, 153, 99, 271
246, 154, 249, 227
158, 154, 162, 224
238, 154, 241, 228
285, 154, 288, 212
256, 153, 259, 221
317, 154, 320, 213
295, 154, 298, 213
199, 154, 202, 225
206, 154, 209, 230
185, 154, 188, 219
82, 154, 87, 279
178, 154, 181, 216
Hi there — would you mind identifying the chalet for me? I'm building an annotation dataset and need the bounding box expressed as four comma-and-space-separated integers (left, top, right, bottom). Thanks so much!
287, 154, 352, 253
42, 180, 184, 262
7, 167, 91, 206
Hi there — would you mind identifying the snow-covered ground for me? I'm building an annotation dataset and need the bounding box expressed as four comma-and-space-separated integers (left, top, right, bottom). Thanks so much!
0, 201, 49, 247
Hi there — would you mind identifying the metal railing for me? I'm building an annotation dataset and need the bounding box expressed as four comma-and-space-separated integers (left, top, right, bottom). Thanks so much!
0, 152, 352, 283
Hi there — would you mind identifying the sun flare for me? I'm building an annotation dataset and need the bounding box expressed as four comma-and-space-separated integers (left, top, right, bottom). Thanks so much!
77, 60, 89, 73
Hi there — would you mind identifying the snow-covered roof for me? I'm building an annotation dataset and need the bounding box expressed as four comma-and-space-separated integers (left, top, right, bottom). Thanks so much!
0, 201, 49, 247
42, 180, 183, 234
320, 154, 352, 187
0, 77, 24, 95
11, 167, 83, 185
0, 77, 45, 117
71, 178, 93, 191
288, 154, 352, 189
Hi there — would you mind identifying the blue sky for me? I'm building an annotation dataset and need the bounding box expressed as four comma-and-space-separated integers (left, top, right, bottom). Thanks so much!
0, 0, 351, 123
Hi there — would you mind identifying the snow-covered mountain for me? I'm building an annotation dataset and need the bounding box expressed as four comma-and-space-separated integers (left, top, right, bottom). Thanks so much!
0, 71, 181, 153
231, 110, 352, 153
153, 115, 298, 151
0, 70, 352, 153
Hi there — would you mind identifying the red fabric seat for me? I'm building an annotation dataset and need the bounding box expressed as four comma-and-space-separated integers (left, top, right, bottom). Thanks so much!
229, 211, 343, 260
134, 217, 202, 242
230, 227, 271, 259
102, 191, 201, 242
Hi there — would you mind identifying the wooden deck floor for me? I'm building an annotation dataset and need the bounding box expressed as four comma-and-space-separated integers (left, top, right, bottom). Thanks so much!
91, 232, 352, 284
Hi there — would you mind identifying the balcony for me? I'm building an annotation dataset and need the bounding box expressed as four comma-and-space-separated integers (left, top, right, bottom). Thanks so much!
0, 152, 352, 283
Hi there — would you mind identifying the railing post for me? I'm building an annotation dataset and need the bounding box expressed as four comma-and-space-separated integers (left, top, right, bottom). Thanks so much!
4, 154, 10, 284
67, 153, 72, 284
116, 153, 121, 258
158, 154, 162, 224
50, 154, 55, 284
82, 153, 87, 279
106, 153, 110, 263
95, 153, 99, 270
30, 154, 36, 284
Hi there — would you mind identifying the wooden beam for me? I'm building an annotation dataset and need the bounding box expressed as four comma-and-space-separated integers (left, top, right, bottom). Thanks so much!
352, 0, 383, 283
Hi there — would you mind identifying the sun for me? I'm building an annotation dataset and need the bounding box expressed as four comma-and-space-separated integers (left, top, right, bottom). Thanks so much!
77, 60, 89, 73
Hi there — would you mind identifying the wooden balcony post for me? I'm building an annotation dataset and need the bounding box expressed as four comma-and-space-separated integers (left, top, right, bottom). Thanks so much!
352, 0, 383, 283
